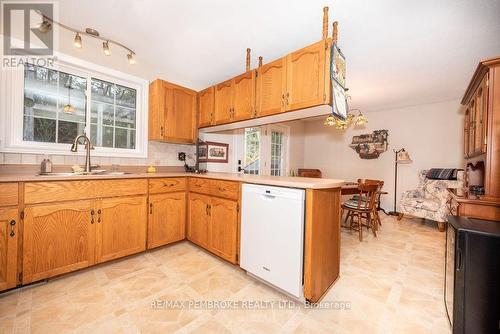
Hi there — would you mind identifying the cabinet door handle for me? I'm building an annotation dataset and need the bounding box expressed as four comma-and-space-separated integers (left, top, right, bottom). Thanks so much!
149, 203, 153, 214
208, 204, 211, 216
97, 209, 102, 223
160, 126, 164, 137
90, 209, 95, 224
9, 220, 16, 237
206, 204, 209, 216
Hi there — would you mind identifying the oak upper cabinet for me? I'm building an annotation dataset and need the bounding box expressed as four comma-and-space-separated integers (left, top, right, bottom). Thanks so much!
473, 74, 488, 155
463, 73, 489, 158
214, 79, 233, 124
149, 79, 197, 144
187, 193, 211, 248
148, 192, 186, 249
286, 40, 327, 110
256, 58, 287, 117
209, 197, 238, 263
198, 86, 215, 128
214, 72, 256, 125
0, 207, 18, 291
23, 200, 96, 284
95, 195, 147, 263
232, 71, 256, 122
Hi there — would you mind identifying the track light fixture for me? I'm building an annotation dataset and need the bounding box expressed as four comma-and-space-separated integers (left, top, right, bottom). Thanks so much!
36, 15, 136, 64
37, 16, 52, 33
127, 52, 136, 65
103, 41, 111, 56
74, 33, 82, 48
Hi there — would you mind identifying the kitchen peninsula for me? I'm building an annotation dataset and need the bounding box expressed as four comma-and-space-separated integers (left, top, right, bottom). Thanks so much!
0, 171, 343, 303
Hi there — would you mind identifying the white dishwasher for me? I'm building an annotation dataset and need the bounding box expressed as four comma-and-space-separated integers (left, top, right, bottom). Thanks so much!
240, 183, 305, 299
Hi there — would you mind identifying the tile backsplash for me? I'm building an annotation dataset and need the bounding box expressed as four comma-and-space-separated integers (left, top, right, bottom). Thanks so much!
0, 141, 196, 167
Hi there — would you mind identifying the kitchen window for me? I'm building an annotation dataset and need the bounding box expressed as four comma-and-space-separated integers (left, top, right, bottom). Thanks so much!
1, 55, 148, 157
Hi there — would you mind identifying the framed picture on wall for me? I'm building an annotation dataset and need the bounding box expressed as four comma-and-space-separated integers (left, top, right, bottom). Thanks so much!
205, 141, 229, 163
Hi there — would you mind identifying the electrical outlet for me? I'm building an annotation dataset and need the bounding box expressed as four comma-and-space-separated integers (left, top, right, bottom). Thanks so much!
178, 152, 186, 161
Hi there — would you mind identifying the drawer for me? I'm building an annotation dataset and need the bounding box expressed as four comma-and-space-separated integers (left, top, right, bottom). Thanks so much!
189, 178, 210, 195
95, 179, 148, 198
25, 181, 96, 204
149, 178, 186, 194
210, 180, 239, 200
0, 183, 19, 207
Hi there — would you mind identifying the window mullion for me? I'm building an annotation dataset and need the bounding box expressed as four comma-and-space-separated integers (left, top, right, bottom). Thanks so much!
85, 75, 92, 136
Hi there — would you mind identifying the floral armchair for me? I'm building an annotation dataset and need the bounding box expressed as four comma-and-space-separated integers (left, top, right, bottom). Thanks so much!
398, 170, 464, 231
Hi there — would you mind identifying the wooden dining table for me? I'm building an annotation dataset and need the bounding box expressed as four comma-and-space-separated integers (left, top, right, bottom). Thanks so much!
341, 182, 388, 215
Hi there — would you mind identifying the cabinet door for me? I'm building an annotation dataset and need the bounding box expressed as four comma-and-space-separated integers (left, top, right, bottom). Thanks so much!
468, 99, 476, 157
256, 58, 287, 117
23, 201, 95, 284
464, 109, 470, 158
214, 80, 233, 124
286, 40, 326, 111
232, 71, 256, 122
474, 74, 488, 154
165, 83, 197, 144
187, 193, 210, 248
198, 87, 215, 128
96, 196, 147, 263
0, 208, 18, 291
209, 197, 238, 263
148, 193, 186, 249
148, 79, 166, 140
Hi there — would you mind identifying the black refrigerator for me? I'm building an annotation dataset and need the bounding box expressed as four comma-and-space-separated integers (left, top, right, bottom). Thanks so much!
445, 216, 500, 334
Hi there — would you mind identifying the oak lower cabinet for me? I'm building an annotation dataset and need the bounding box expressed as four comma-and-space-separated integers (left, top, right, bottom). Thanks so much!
147, 192, 186, 249
23, 200, 96, 284
22, 195, 148, 284
209, 197, 238, 263
0, 207, 19, 291
187, 193, 211, 248
95, 196, 148, 263
187, 192, 239, 264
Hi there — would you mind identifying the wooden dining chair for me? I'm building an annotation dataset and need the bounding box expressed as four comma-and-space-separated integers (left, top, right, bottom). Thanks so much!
356, 179, 384, 229
341, 182, 380, 241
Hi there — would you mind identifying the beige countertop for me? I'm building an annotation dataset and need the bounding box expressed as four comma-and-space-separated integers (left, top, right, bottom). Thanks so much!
0, 171, 344, 189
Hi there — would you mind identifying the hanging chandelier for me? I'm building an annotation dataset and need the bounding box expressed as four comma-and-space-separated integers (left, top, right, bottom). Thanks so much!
324, 109, 368, 130
36, 15, 136, 65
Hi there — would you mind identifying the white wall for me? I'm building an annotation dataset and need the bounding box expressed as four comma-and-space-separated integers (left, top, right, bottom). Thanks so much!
302, 100, 464, 211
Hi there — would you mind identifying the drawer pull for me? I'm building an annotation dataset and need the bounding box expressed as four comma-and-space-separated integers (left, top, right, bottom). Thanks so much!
90, 210, 95, 224
9, 220, 16, 237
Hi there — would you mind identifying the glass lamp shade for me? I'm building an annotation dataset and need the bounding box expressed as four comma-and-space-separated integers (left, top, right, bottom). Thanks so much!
397, 150, 412, 164
324, 114, 336, 126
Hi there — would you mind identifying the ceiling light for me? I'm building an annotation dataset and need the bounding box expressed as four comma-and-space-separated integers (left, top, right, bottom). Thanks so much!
324, 114, 336, 126
127, 52, 136, 65
74, 33, 82, 48
37, 17, 52, 33
355, 111, 368, 126
103, 41, 111, 56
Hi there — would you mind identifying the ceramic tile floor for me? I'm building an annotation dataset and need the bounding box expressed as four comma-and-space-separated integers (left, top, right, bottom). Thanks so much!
0, 215, 451, 334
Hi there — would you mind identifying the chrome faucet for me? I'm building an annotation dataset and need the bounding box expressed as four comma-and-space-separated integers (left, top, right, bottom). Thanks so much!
70, 134, 94, 173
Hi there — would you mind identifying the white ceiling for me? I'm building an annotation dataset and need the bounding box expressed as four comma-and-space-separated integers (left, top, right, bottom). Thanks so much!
59, 0, 500, 112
